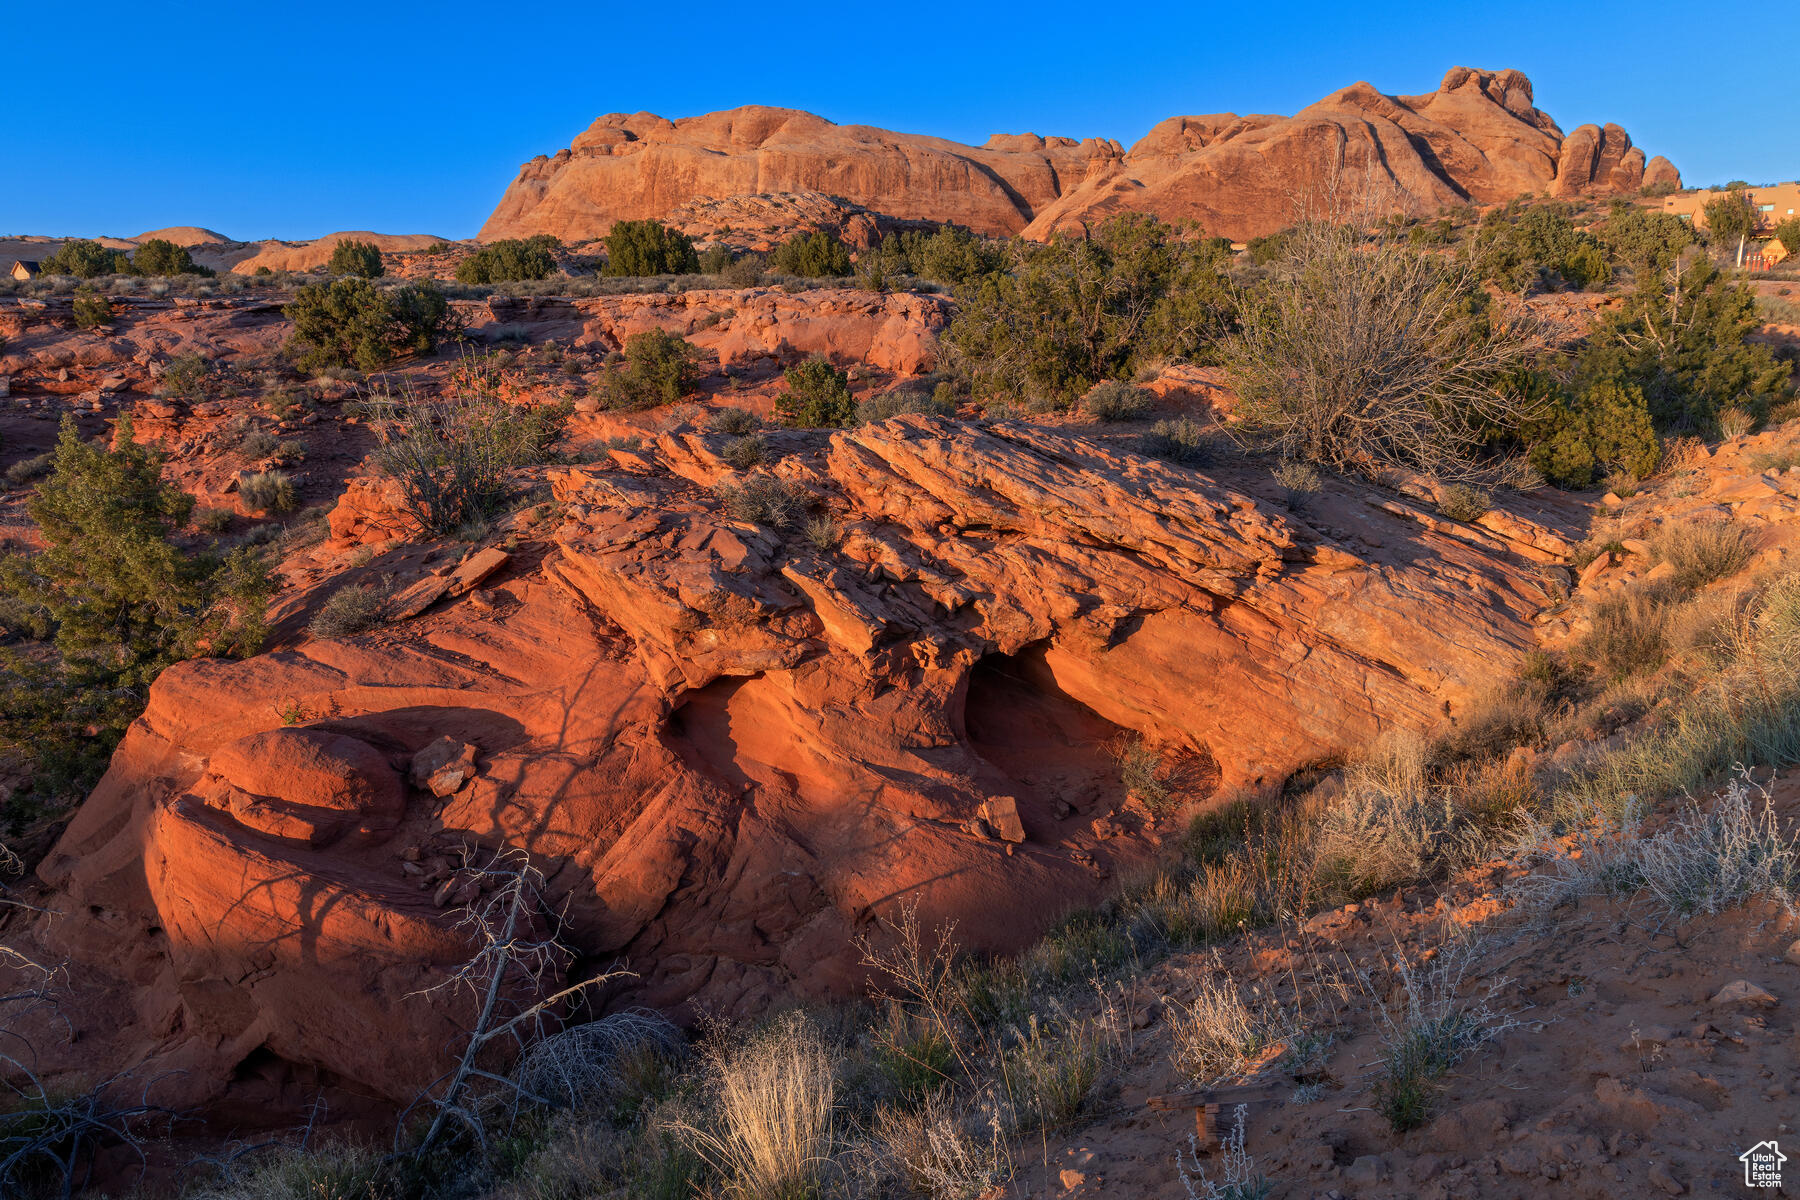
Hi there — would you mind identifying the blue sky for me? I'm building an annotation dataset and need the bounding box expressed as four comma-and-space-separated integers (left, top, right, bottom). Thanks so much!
7, 0, 1792, 241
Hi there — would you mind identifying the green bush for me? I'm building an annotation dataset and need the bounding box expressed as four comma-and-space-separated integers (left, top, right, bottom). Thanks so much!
1140, 416, 1216, 464
860, 225, 1002, 286
1776, 217, 1800, 257
160, 351, 211, 399
1525, 378, 1662, 488
777, 358, 856, 427
946, 213, 1235, 408
698, 244, 735, 274
856, 386, 957, 424
40, 239, 132, 278
327, 239, 385, 278
1599, 205, 1696, 275
769, 231, 852, 278
1575, 258, 1791, 434
0, 414, 271, 689
284, 278, 459, 372
455, 235, 559, 284
72, 287, 114, 330
1474, 201, 1611, 293
603, 221, 698, 277
1703, 186, 1759, 250
132, 238, 209, 277
600, 329, 698, 410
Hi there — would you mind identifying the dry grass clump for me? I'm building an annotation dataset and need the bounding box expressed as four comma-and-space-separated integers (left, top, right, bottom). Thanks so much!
182, 1140, 397, 1200
867, 1093, 1011, 1200
715, 475, 807, 528
1167, 968, 1292, 1087
722, 433, 770, 470
675, 1013, 836, 1200
1313, 733, 1481, 895
1140, 416, 1217, 465
1577, 583, 1675, 680
708, 406, 762, 435
1081, 380, 1152, 422
308, 583, 389, 640
1435, 482, 1491, 522
1651, 518, 1752, 589
239, 469, 298, 515
1270, 460, 1322, 497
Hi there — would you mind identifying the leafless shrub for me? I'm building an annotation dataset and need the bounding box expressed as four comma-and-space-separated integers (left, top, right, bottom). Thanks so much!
1176, 1105, 1271, 1200
1223, 180, 1549, 477
514, 1009, 684, 1111
402, 847, 621, 1154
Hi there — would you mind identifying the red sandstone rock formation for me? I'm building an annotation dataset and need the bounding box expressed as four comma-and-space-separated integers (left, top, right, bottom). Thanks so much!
480, 68, 1678, 245
33, 413, 1563, 1107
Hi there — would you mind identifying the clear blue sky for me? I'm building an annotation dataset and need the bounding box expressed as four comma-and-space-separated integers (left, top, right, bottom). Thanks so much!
6, 0, 1791, 241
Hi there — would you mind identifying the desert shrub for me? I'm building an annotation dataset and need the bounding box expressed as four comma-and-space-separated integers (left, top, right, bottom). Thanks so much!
946, 214, 1235, 407
1651, 518, 1751, 588
856, 387, 956, 424
675, 1014, 835, 1200
308, 584, 389, 640
1576, 257, 1791, 434
72, 287, 114, 330
1140, 416, 1216, 464
327, 238, 385, 278
1271, 460, 1322, 498
132, 238, 208, 277
1474, 200, 1611, 292
1436, 483, 1491, 522
1246, 231, 1289, 266
40, 239, 132, 278
862, 225, 1003, 286
1168, 970, 1291, 1086
157, 351, 211, 400
182, 1140, 402, 1200
769, 230, 852, 278
721, 254, 766, 287
715, 475, 806, 528
602, 221, 696, 278
0, 414, 270, 690
599, 329, 698, 410
1006, 1017, 1106, 1131
284, 278, 459, 372
367, 382, 569, 536
1373, 937, 1514, 1132
193, 506, 233, 533
722, 434, 768, 470
1775, 217, 1800, 257
1524, 377, 1662, 488
1599, 205, 1696, 275
709, 407, 761, 435
456, 235, 560, 284
1314, 735, 1480, 895
1578, 583, 1676, 680
699, 244, 736, 274
802, 513, 841, 552
239, 470, 297, 514
777, 357, 856, 428
1703, 186, 1759, 253
4, 452, 55, 488
1634, 774, 1799, 917
1224, 201, 1547, 475
1081, 380, 1151, 422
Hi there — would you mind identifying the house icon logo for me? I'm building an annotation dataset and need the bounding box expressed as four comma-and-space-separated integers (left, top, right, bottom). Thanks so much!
1740, 1140, 1786, 1188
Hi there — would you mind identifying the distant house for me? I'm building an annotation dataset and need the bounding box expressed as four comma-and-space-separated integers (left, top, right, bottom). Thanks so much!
1661, 182, 1800, 234
9, 260, 39, 281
